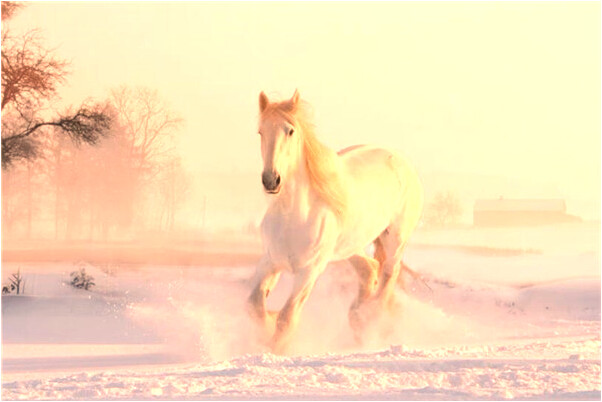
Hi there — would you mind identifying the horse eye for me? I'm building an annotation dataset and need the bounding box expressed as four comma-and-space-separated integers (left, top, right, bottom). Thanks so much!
288, 128, 294, 136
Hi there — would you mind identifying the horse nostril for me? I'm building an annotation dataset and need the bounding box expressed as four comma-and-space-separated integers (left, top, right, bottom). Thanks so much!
275, 176, 281, 187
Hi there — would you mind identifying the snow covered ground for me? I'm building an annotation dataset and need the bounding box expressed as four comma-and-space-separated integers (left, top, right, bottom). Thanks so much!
1, 223, 600, 400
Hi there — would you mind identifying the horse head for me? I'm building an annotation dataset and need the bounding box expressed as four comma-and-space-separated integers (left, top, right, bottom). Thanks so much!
257, 90, 302, 195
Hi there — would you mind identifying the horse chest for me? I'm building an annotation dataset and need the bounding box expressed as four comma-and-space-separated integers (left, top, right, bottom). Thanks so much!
261, 208, 335, 270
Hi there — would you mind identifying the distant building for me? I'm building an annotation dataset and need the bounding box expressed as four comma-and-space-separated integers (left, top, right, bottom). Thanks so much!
473, 198, 581, 227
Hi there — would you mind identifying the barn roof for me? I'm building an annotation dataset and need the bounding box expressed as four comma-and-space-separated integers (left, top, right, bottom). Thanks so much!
474, 199, 566, 212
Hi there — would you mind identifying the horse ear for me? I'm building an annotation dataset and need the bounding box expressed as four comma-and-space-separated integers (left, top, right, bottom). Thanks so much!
291, 89, 300, 106
259, 91, 269, 113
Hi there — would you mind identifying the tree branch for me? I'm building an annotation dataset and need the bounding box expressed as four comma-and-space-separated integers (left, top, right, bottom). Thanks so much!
2, 103, 112, 169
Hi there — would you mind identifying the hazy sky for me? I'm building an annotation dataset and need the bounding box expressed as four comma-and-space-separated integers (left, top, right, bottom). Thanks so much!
7, 2, 601, 220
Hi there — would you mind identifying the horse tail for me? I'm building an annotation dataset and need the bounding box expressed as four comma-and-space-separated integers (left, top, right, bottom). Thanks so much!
398, 261, 432, 293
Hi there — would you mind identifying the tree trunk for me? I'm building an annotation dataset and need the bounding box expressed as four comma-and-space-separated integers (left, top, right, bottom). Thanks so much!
26, 161, 33, 239
54, 148, 62, 240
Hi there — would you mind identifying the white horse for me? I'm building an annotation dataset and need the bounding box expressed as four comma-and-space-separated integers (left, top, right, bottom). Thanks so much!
247, 90, 423, 353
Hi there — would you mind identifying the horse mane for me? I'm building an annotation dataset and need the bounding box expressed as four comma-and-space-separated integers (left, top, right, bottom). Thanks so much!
263, 100, 348, 221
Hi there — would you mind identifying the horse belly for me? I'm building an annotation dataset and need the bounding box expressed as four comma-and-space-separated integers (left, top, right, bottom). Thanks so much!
332, 148, 408, 259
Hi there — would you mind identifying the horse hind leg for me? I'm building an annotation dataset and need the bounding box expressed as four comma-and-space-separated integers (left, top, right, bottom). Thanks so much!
376, 226, 410, 311
348, 235, 410, 343
378, 209, 421, 304
347, 252, 380, 342
376, 231, 416, 292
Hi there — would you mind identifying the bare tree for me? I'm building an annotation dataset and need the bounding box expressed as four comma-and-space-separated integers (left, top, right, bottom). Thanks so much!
423, 191, 463, 228
1, 2, 23, 22
1, 2, 111, 169
1, 29, 67, 112
157, 156, 191, 231
40, 106, 138, 241
110, 86, 182, 180
3, 85, 183, 241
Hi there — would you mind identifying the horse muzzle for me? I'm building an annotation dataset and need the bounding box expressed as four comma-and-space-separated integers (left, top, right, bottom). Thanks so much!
262, 171, 281, 194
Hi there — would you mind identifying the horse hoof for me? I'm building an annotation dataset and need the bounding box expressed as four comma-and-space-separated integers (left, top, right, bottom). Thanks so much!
268, 336, 290, 355
348, 299, 380, 341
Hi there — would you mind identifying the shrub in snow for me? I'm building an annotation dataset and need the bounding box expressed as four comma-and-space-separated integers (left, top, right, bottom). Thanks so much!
70, 268, 95, 290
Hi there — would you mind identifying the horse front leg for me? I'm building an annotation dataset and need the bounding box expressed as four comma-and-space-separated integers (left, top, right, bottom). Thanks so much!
247, 256, 282, 341
270, 266, 322, 354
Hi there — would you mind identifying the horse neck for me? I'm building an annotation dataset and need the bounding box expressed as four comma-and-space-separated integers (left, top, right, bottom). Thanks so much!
273, 136, 346, 222
284, 162, 313, 203
273, 151, 316, 218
